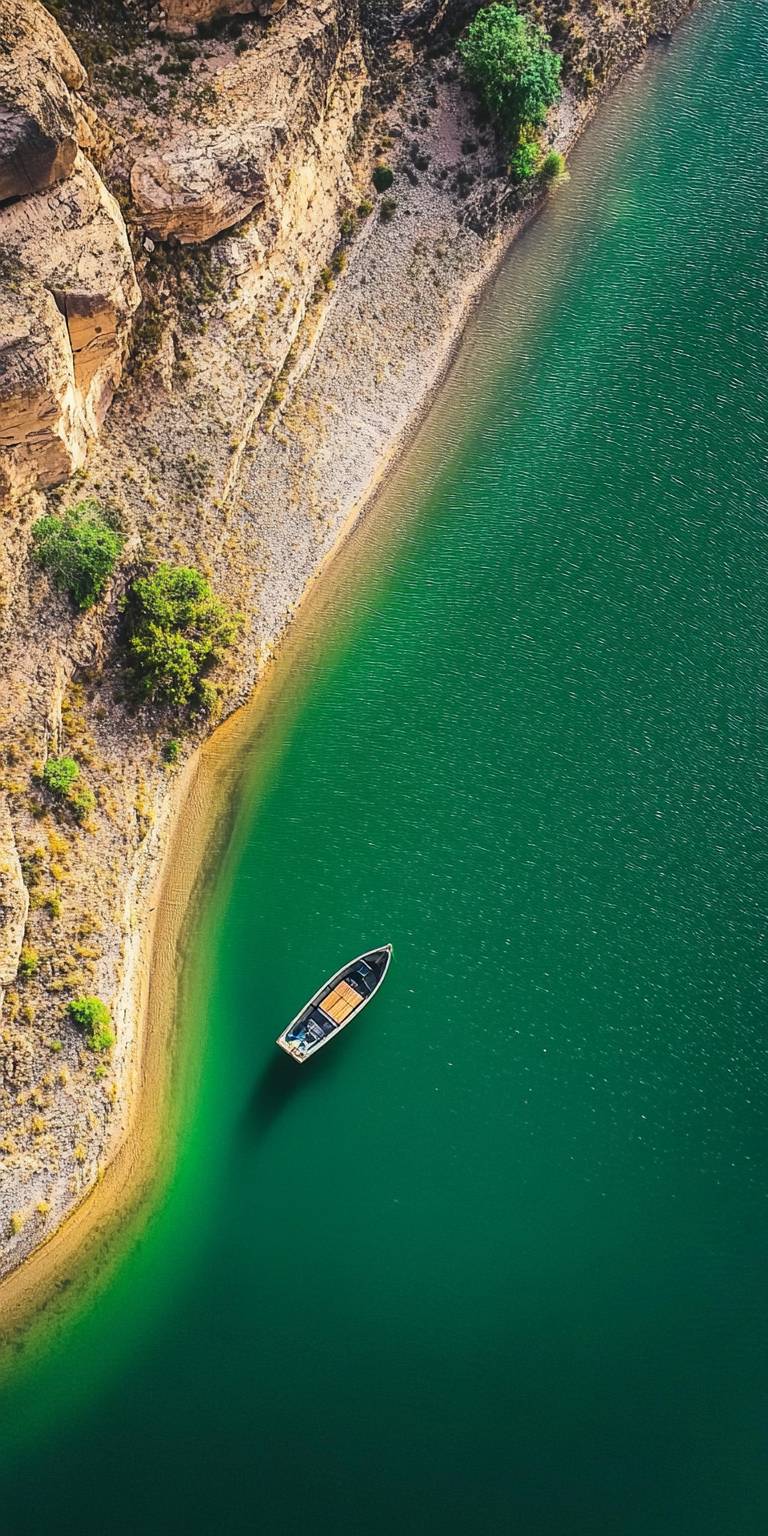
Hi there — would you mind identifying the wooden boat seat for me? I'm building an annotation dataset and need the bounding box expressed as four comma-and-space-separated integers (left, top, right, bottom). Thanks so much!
320, 979, 363, 1023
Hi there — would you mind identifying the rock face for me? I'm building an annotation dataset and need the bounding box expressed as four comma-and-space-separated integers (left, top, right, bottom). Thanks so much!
130, 124, 277, 244
0, 154, 141, 494
0, 0, 87, 202
131, 0, 359, 245
155, 0, 259, 34
0, 796, 28, 1019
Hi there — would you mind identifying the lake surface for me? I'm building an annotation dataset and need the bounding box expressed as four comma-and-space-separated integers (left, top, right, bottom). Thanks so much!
2, 2, 767, 1530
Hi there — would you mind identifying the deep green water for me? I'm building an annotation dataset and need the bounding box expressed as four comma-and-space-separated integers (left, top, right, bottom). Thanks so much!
2, 3, 767, 1530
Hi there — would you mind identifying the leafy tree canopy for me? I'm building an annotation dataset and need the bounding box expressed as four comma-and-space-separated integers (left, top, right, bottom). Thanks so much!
127, 564, 240, 711
459, 3, 562, 135
32, 500, 124, 611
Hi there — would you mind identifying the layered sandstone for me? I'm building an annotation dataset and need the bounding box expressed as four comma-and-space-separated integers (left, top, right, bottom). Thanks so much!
130, 0, 360, 244
0, 154, 141, 494
0, 797, 28, 1020
0, 0, 87, 202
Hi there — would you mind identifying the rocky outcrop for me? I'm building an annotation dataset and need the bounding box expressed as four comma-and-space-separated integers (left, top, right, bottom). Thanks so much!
0, 797, 28, 1018
131, 0, 360, 245
130, 124, 277, 244
154, 0, 259, 37
0, 154, 141, 495
0, 0, 87, 203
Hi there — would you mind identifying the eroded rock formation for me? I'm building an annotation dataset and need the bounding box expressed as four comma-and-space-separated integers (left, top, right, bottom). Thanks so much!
0, 796, 28, 1018
0, 154, 141, 494
130, 0, 360, 244
153, 0, 260, 37
0, 1, 140, 498
0, 0, 87, 201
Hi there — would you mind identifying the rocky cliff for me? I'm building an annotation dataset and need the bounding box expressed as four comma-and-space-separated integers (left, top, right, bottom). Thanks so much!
0, 0, 697, 1287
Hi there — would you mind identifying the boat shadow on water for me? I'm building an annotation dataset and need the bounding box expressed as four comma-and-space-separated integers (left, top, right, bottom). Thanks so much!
242, 1040, 345, 1144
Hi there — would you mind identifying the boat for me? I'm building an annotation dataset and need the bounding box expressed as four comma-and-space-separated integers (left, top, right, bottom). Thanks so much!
276, 945, 393, 1062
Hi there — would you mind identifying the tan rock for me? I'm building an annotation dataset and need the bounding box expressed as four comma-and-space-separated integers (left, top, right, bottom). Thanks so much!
0, 0, 87, 202
0, 267, 86, 494
130, 125, 277, 244
0, 797, 29, 1018
131, 0, 360, 245
0, 154, 141, 494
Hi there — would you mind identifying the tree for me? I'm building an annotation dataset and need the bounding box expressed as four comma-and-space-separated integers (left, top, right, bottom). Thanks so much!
459, 3, 562, 137
127, 564, 240, 710
32, 500, 124, 611
68, 995, 115, 1052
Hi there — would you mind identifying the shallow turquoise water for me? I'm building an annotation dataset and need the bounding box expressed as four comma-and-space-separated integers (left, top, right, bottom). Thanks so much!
2, 3, 767, 1531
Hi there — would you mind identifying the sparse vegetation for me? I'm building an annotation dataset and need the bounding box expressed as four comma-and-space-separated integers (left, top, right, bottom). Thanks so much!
126, 564, 240, 711
380, 197, 397, 223
459, 2, 562, 139
31, 500, 124, 611
69, 785, 96, 825
40, 755, 95, 824
67, 995, 115, 1052
17, 946, 40, 980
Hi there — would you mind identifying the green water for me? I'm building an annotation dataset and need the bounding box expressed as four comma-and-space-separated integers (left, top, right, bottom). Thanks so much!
2, 3, 767, 1530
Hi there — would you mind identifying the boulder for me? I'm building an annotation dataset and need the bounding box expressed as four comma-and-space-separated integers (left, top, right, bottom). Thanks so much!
0, 154, 141, 493
0, 0, 87, 202
130, 125, 278, 243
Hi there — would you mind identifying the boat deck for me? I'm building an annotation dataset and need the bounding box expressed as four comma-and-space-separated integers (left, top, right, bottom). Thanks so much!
279, 948, 391, 1061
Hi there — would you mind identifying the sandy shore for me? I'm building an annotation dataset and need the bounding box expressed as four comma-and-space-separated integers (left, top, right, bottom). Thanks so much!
0, 24, 696, 1338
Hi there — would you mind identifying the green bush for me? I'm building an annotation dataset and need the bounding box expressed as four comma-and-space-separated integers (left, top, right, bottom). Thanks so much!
541, 149, 569, 184
127, 564, 240, 711
68, 995, 115, 1052
459, 2, 561, 137
509, 125, 541, 180
40, 755, 95, 824
163, 738, 182, 764
31, 500, 123, 611
372, 163, 394, 193
42, 755, 79, 797
380, 197, 397, 223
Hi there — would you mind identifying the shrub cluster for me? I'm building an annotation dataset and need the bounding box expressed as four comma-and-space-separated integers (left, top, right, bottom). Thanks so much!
40, 755, 95, 824
68, 995, 115, 1052
372, 163, 394, 193
31, 500, 123, 611
509, 124, 541, 181
126, 564, 240, 712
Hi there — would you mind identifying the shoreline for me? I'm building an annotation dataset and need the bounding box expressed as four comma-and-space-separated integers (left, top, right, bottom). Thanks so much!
0, 12, 698, 1341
